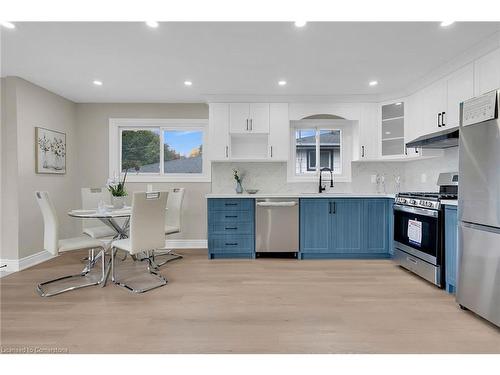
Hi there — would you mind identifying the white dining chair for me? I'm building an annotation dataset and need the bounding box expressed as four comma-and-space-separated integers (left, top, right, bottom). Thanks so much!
111, 191, 169, 293
35, 191, 107, 297
153, 187, 185, 266
81, 187, 116, 239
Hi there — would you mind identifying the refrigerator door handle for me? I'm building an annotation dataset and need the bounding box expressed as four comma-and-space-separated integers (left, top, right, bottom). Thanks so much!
461, 221, 500, 235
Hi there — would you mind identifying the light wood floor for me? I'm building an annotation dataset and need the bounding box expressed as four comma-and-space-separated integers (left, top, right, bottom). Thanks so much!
1, 249, 499, 354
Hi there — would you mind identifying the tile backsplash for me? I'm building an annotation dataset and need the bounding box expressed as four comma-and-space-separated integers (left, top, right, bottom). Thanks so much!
210, 148, 458, 194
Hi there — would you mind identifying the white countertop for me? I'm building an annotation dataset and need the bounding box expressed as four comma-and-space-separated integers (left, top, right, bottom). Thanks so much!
441, 200, 458, 206
206, 193, 396, 199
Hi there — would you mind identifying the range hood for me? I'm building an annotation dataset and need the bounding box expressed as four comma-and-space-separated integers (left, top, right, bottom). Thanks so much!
406, 126, 459, 149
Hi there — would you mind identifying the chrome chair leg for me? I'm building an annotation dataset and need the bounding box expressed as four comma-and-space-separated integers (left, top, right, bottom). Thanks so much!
36, 248, 106, 297
150, 249, 183, 267
111, 249, 168, 293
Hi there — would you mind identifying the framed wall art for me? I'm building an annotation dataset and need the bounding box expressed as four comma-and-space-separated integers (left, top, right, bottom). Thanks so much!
35, 127, 66, 174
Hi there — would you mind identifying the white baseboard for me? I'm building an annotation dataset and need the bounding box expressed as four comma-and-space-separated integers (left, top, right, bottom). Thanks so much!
165, 239, 207, 249
0, 240, 206, 277
0, 250, 54, 278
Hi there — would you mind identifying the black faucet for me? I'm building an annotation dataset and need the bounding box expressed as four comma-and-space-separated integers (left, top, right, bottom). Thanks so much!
319, 167, 334, 193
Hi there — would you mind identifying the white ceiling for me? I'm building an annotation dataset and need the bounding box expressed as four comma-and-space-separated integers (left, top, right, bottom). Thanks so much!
2, 22, 500, 103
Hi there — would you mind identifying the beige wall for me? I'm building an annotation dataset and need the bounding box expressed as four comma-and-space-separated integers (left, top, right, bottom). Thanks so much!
75, 103, 210, 240
1, 77, 20, 260
1, 77, 80, 259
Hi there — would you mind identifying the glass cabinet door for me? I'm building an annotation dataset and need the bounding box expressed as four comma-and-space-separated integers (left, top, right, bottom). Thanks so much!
381, 102, 405, 156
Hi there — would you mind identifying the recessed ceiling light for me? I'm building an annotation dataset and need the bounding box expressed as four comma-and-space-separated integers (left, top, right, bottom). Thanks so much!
184, 81, 193, 86
145, 21, 159, 28
294, 21, 307, 28
369, 80, 378, 86
440, 21, 455, 27
395, 102, 402, 106
1, 21, 15, 29
278, 80, 287, 86
93, 80, 103, 86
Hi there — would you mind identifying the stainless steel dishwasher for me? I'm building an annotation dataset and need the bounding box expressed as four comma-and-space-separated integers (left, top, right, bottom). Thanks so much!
255, 198, 299, 253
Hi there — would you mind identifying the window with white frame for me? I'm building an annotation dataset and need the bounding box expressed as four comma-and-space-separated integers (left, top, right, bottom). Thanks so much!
294, 128, 342, 175
109, 119, 209, 182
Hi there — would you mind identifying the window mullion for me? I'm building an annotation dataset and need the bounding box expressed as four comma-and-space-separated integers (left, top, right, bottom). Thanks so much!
160, 128, 164, 175
315, 128, 320, 176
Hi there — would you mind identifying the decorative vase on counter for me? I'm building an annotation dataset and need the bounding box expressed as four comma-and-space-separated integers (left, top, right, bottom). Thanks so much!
112, 196, 125, 209
235, 181, 243, 194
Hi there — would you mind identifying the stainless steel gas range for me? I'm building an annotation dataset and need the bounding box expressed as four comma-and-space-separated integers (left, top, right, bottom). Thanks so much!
393, 172, 458, 288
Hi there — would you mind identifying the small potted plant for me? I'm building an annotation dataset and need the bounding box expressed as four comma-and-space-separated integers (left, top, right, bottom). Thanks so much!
233, 168, 243, 194
107, 170, 128, 209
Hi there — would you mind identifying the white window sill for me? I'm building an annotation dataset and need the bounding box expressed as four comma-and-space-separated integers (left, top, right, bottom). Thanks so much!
287, 175, 351, 183
121, 174, 211, 183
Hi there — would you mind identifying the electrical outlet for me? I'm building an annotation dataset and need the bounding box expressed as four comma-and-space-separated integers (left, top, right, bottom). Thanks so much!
371, 174, 377, 183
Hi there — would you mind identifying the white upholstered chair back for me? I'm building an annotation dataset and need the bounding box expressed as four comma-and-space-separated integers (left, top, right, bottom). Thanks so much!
129, 191, 168, 254
35, 191, 60, 256
81, 187, 111, 229
166, 188, 185, 231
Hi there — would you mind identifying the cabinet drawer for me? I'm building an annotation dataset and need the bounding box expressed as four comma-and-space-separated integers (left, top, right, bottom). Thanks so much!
210, 222, 253, 235
208, 198, 253, 211
209, 235, 254, 253
210, 210, 253, 224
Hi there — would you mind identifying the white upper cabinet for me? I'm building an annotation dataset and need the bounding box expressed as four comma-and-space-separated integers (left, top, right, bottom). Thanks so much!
358, 103, 379, 160
414, 62, 474, 137
229, 103, 250, 133
210, 102, 286, 161
249, 103, 270, 133
208, 103, 230, 160
421, 79, 447, 135
474, 48, 500, 96
446, 63, 474, 128
229, 103, 270, 133
268, 103, 289, 160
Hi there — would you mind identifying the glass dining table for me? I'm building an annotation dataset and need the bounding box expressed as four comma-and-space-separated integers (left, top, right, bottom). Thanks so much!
68, 207, 132, 239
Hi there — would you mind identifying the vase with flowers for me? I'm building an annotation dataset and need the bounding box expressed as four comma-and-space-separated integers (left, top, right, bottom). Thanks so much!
107, 170, 128, 209
233, 168, 243, 194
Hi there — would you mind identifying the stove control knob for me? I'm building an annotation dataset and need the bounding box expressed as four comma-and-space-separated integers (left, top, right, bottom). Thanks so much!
410, 199, 416, 205
427, 202, 433, 208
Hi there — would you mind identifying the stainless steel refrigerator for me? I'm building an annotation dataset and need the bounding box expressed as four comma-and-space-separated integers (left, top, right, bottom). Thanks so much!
457, 88, 500, 327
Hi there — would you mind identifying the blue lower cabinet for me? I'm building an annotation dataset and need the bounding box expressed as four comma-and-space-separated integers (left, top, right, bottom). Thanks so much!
300, 199, 331, 254
330, 199, 363, 254
207, 198, 255, 259
444, 206, 458, 293
299, 198, 391, 259
364, 199, 389, 254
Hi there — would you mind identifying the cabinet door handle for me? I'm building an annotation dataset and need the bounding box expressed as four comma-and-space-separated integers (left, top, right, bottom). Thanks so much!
361, 146, 365, 158
404, 145, 408, 155
270, 146, 273, 158
329, 202, 332, 214
225, 145, 228, 158
224, 203, 238, 206
225, 215, 238, 218
441, 112, 446, 127
250, 119, 253, 131
225, 227, 238, 230
246, 119, 249, 131
225, 242, 238, 246
437, 112, 442, 127
332, 202, 336, 214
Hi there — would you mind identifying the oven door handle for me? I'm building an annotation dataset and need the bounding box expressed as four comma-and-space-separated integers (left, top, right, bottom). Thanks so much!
393, 204, 439, 218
